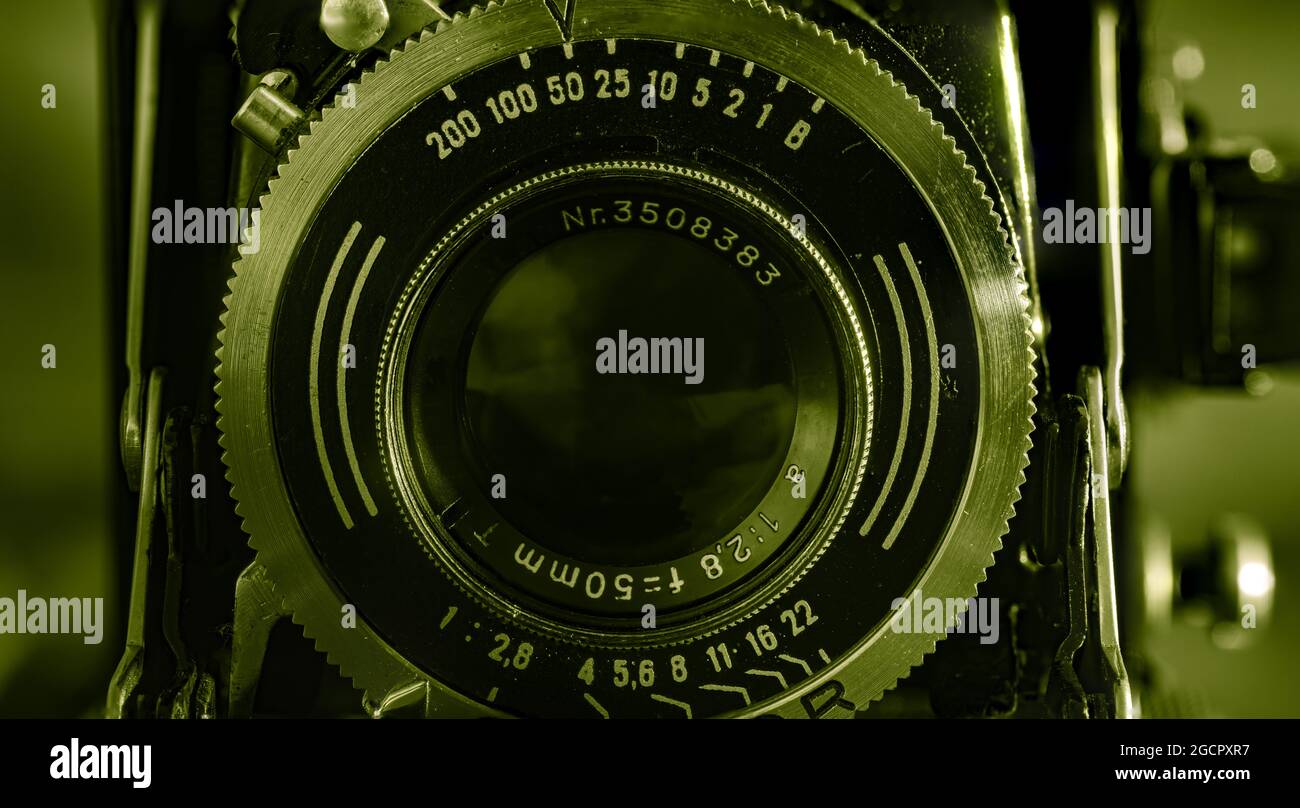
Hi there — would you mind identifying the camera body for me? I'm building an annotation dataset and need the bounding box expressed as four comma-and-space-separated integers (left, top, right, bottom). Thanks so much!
107, 0, 1133, 718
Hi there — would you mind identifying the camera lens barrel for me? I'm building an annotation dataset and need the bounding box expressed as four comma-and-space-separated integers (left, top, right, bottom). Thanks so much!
218, 0, 1034, 717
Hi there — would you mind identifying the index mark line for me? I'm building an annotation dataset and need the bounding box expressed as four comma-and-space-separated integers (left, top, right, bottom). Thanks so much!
584, 692, 609, 718
746, 668, 788, 689
650, 694, 693, 718
421, 0, 451, 22
699, 683, 751, 706
777, 654, 812, 676
542, 0, 578, 40
438, 606, 457, 630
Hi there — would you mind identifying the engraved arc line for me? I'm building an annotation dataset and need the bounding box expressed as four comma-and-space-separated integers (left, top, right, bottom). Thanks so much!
859, 252, 911, 540
881, 242, 940, 551
339, 234, 385, 518
310, 221, 362, 529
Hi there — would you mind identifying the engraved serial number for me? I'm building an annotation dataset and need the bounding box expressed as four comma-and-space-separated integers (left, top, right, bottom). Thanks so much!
560, 197, 783, 286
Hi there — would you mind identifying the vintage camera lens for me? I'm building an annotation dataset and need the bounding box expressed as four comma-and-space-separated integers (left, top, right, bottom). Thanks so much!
219, 0, 1035, 718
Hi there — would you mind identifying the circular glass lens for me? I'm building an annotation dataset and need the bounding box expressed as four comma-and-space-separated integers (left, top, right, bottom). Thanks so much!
463, 227, 796, 566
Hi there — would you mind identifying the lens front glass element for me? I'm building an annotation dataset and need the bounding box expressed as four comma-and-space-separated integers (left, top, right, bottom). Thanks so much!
464, 227, 797, 566
396, 167, 850, 620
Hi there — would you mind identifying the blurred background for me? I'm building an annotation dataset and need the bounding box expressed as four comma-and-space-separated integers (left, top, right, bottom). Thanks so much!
0, 0, 1296, 717
1121, 0, 1300, 717
0, 0, 122, 717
